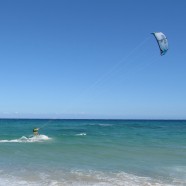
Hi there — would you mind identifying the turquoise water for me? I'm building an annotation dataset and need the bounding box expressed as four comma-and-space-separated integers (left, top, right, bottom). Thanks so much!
0, 119, 185, 185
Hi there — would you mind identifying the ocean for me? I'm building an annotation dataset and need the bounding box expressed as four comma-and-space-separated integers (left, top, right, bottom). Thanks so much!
0, 119, 185, 186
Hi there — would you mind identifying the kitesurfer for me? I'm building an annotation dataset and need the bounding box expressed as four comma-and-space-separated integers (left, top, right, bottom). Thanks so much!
33, 128, 39, 136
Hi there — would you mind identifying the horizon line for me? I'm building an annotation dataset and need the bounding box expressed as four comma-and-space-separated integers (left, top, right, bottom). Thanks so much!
0, 118, 185, 121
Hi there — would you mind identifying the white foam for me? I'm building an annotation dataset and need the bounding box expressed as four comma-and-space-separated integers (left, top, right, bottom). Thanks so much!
75, 133, 87, 136
0, 175, 41, 186
0, 135, 51, 143
67, 170, 175, 186
0, 170, 182, 186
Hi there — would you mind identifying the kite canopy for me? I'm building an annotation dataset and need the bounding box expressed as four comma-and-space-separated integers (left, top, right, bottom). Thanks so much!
152, 32, 168, 56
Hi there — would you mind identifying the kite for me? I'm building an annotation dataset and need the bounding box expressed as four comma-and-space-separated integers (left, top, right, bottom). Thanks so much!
152, 32, 168, 55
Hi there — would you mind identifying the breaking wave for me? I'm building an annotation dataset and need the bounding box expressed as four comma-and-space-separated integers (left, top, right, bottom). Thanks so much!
0, 135, 51, 143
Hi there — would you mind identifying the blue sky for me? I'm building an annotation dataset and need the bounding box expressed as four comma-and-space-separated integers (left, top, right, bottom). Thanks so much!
0, 0, 186, 119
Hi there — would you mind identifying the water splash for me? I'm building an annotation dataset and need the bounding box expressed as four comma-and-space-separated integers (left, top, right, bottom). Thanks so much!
0, 135, 51, 143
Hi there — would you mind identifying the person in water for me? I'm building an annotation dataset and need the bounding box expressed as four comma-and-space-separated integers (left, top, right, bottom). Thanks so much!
33, 128, 39, 136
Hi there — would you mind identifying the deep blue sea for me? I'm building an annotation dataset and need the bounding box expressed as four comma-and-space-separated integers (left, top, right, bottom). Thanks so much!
0, 119, 185, 186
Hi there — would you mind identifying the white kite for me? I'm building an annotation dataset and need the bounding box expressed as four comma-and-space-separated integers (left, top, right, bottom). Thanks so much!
152, 32, 168, 56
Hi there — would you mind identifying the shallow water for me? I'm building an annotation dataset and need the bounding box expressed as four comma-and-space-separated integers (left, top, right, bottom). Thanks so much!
0, 119, 185, 185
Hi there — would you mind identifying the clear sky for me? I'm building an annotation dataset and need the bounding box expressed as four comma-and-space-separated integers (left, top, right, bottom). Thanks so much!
0, 0, 186, 119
